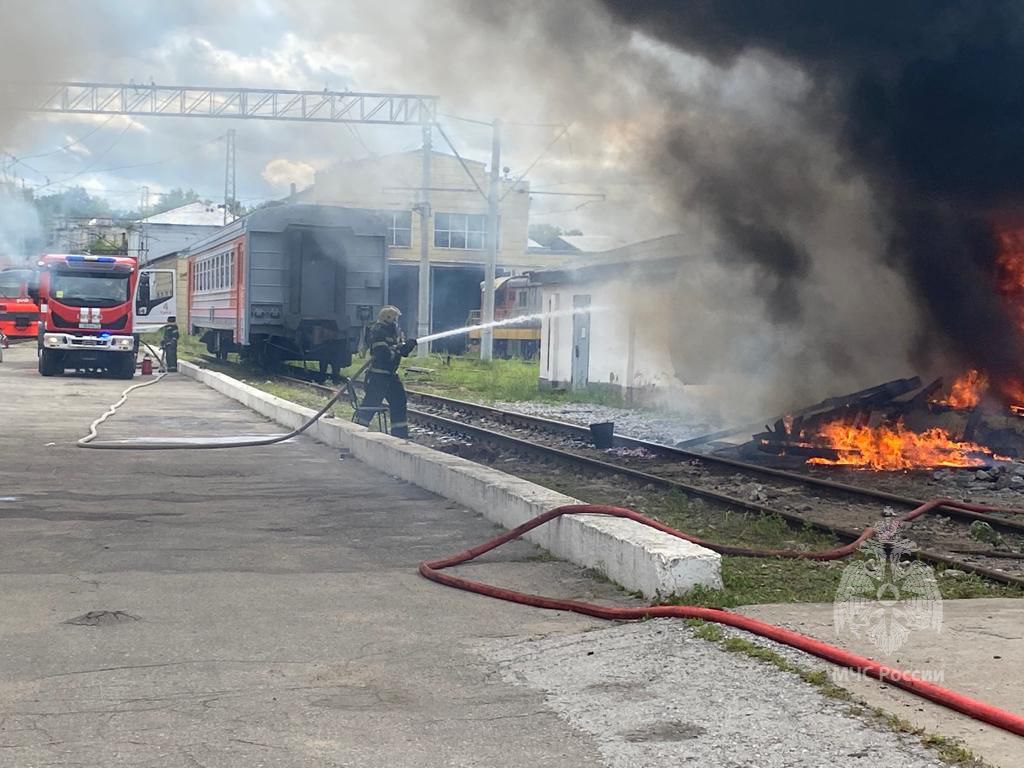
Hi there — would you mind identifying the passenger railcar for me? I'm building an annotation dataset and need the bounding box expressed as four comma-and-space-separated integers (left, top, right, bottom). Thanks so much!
187, 205, 388, 376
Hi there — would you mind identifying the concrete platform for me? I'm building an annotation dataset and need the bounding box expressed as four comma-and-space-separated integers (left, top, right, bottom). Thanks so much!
178, 360, 723, 598
739, 599, 1024, 768
0, 345, 629, 767
2, 344, 1019, 766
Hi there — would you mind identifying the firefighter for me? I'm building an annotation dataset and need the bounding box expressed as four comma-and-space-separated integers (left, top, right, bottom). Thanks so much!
355, 305, 417, 438
161, 318, 180, 373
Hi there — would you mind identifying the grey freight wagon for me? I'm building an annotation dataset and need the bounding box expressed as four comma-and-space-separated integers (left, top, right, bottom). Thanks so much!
187, 204, 388, 378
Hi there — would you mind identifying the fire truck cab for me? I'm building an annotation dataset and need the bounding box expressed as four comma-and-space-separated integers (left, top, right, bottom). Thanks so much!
0, 267, 40, 339
37, 253, 175, 378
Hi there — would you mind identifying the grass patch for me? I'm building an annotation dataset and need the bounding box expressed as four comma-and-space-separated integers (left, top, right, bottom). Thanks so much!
674, 548, 1023, 609
685, 618, 988, 767
531, 483, 1024, 606
400, 352, 628, 406
402, 354, 547, 401
920, 734, 985, 766
674, 557, 847, 608
167, 336, 362, 423
172, 331, 621, 404
174, 333, 629, 407
685, 618, 852, 700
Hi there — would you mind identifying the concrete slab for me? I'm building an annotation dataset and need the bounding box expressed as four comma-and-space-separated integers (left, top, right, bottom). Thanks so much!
739, 599, 1024, 768
0, 344, 628, 767
178, 360, 723, 597
479, 620, 952, 768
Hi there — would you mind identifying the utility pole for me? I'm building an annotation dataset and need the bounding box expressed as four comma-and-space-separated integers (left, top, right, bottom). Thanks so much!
480, 118, 501, 362
139, 186, 150, 262
223, 128, 236, 225
416, 123, 432, 356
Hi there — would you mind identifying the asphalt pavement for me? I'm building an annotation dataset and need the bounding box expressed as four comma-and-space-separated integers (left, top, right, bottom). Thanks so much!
0, 343, 1009, 767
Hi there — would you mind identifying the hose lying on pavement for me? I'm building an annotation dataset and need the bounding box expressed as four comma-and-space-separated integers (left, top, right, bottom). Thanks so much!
420, 501, 1024, 738
78, 354, 360, 450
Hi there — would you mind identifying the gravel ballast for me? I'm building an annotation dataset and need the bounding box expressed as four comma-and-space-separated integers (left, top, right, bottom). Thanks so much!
493, 400, 721, 446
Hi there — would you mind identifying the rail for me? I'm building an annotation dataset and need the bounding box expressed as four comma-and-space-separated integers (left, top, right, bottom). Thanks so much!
195, 355, 1024, 587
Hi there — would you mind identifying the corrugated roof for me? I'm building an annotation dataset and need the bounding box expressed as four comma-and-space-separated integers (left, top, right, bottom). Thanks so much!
138, 202, 226, 226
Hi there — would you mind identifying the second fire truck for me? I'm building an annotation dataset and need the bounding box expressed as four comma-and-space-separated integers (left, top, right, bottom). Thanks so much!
36, 253, 175, 378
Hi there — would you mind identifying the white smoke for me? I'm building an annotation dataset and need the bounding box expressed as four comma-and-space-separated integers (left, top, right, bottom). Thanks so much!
0, 189, 41, 264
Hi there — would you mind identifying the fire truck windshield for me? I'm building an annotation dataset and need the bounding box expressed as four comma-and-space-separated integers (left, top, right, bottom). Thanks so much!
50, 270, 130, 308
0, 269, 33, 298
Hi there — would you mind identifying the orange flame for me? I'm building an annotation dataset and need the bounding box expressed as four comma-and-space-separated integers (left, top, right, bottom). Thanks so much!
997, 229, 1024, 332
807, 419, 997, 470
936, 369, 988, 409
1004, 379, 1024, 417
997, 229, 1024, 293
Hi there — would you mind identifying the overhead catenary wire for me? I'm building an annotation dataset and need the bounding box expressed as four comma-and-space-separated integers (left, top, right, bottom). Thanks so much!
17, 114, 120, 161
500, 123, 573, 203
23, 132, 228, 192
30, 120, 135, 192
432, 122, 488, 202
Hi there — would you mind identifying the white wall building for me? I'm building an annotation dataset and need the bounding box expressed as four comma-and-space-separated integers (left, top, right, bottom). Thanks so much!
532, 235, 691, 399
129, 202, 225, 265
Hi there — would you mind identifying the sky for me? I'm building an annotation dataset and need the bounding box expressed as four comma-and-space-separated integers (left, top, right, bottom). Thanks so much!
0, 0, 981, 417
0, 0, 634, 232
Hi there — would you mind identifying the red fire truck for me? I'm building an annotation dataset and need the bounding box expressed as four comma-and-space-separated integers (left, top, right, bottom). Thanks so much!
36, 253, 175, 378
0, 267, 40, 339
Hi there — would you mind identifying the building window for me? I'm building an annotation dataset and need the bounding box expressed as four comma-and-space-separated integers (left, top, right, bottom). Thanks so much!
387, 211, 412, 248
435, 212, 486, 250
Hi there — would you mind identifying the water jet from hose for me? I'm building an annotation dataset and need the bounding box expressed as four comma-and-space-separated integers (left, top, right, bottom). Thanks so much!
416, 306, 605, 345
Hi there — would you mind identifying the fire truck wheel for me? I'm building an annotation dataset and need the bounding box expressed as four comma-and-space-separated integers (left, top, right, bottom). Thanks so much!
111, 355, 136, 380
38, 349, 62, 377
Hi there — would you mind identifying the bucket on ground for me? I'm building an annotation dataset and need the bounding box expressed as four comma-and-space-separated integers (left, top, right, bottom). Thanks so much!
589, 421, 615, 449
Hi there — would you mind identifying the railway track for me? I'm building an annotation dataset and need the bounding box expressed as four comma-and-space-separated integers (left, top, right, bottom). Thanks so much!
199, 356, 1024, 587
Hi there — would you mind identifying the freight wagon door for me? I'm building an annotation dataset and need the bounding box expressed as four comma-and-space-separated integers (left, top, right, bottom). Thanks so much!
571, 294, 591, 390
288, 228, 336, 317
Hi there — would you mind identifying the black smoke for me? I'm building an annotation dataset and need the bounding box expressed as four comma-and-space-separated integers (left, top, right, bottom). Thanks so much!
599, 0, 1024, 390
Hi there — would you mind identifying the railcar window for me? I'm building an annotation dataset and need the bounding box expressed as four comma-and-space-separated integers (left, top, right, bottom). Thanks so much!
195, 250, 235, 293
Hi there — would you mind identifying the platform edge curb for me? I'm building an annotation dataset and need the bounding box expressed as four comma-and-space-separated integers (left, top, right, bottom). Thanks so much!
178, 361, 722, 597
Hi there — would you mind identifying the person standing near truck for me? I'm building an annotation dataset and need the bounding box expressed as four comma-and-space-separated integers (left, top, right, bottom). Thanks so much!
354, 305, 417, 438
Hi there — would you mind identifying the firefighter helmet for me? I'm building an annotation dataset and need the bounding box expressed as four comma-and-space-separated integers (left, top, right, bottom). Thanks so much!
378, 305, 402, 323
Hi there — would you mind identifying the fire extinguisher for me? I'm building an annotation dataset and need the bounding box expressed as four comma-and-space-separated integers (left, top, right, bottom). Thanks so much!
141, 356, 153, 375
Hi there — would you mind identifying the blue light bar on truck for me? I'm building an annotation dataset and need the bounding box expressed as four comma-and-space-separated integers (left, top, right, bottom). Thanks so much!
64, 255, 116, 263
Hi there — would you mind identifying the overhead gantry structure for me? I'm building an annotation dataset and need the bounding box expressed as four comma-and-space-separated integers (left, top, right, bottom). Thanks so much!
29, 81, 437, 125
14, 81, 438, 350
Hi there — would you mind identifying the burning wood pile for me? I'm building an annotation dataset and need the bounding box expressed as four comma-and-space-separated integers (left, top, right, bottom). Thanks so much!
746, 223, 1024, 472
749, 374, 1024, 471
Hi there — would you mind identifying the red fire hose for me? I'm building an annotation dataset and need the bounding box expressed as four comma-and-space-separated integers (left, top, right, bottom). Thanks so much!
419, 500, 1024, 738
